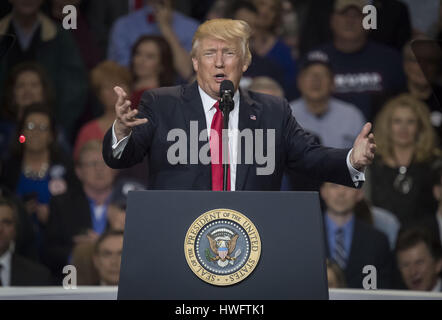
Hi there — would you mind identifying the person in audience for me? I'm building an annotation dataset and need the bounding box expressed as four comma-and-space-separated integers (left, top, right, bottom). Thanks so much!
86, 0, 160, 52
354, 198, 401, 251
2, 62, 55, 124
290, 51, 365, 149
402, 39, 442, 144
326, 258, 347, 288
0, 62, 70, 159
106, 179, 145, 233
396, 226, 442, 291
0, 195, 53, 286
107, 0, 197, 81
248, 0, 298, 99
0, 0, 88, 141
129, 35, 176, 108
71, 178, 144, 285
1, 103, 76, 259
43, 140, 117, 279
74, 61, 132, 161
49, 0, 102, 70
314, 0, 406, 122
367, 94, 440, 225
228, 0, 286, 92
298, 0, 411, 57
282, 51, 364, 192
248, 76, 284, 97
92, 230, 124, 286
0, 185, 37, 261
320, 182, 394, 289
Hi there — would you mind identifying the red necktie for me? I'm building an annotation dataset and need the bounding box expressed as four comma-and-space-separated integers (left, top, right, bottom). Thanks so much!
134, 0, 144, 10
210, 101, 230, 191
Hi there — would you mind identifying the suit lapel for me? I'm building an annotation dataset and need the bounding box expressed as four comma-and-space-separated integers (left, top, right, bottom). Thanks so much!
181, 81, 207, 138
235, 89, 262, 190
181, 82, 211, 187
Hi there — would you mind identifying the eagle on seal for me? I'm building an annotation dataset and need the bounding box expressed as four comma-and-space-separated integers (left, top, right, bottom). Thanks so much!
207, 234, 239, 262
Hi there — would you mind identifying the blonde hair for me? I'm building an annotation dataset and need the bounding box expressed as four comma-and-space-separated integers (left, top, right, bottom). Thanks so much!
191, 19, 252, 67
374, 93, 438, 163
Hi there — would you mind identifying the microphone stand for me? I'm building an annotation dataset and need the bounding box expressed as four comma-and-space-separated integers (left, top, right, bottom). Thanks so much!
219, 92, 234, 191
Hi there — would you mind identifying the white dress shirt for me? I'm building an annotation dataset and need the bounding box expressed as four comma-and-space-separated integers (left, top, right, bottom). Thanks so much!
0, 250, 12, 286
111, 86, 364, 189
432, 278, 442, 292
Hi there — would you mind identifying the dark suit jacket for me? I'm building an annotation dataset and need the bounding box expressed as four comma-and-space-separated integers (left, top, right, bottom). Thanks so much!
43, 187, 93, 278
418, 214, 442, 246
10, 253, 54, 286
325, 218, 394, 289
103, 81, 356, 190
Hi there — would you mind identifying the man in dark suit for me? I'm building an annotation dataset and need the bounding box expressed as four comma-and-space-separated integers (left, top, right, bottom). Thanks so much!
103, 18, 376, 191
0, 196, 53, 286
395, 227, 442, 292
320, 182, 394, 288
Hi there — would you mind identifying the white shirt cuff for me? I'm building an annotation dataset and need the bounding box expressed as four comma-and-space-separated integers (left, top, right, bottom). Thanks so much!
111, 120, 131, 159
346, 148, 365, 187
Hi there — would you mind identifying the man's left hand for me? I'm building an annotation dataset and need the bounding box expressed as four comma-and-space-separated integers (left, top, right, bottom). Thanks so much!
350, 122, 377, 170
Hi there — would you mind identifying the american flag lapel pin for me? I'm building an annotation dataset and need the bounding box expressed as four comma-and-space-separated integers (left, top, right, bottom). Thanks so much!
250, 115, 256, 120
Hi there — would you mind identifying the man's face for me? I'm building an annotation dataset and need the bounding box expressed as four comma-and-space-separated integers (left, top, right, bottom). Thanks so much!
9, 0, 43, 16
93, 235, 123, 285
0, 205, 16, 256
320, 183, 360, 216
331, 7, 366, 43
397, 242, 442, 291
192, 37, 248, 100
298, 64, 334, 104
76, 150, 116, 192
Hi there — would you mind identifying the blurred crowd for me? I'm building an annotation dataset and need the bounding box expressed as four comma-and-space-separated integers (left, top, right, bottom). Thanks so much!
0, 0, 442, 292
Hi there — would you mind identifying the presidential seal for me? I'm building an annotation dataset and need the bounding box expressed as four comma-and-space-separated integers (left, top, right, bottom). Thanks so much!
184, 208, 261, 286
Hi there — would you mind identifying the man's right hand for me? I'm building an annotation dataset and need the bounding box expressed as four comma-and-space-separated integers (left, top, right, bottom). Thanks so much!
114, 86, 148, 141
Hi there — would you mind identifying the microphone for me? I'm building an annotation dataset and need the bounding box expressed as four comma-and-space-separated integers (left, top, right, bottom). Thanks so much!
219, 80, 234, 117
219, 80, 234, 192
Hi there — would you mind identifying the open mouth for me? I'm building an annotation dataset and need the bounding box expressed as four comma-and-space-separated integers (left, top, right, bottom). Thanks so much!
214, 73, 226, 83
411, 277, 423, 289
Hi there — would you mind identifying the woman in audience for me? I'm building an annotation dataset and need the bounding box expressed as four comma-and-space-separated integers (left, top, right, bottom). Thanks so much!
249, 0, 298, 99
0, 103, 77, 258
73, 61, 132, 161
129, 35, 176, 108
366, 94, 441, 225
1, 62, 58, 160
